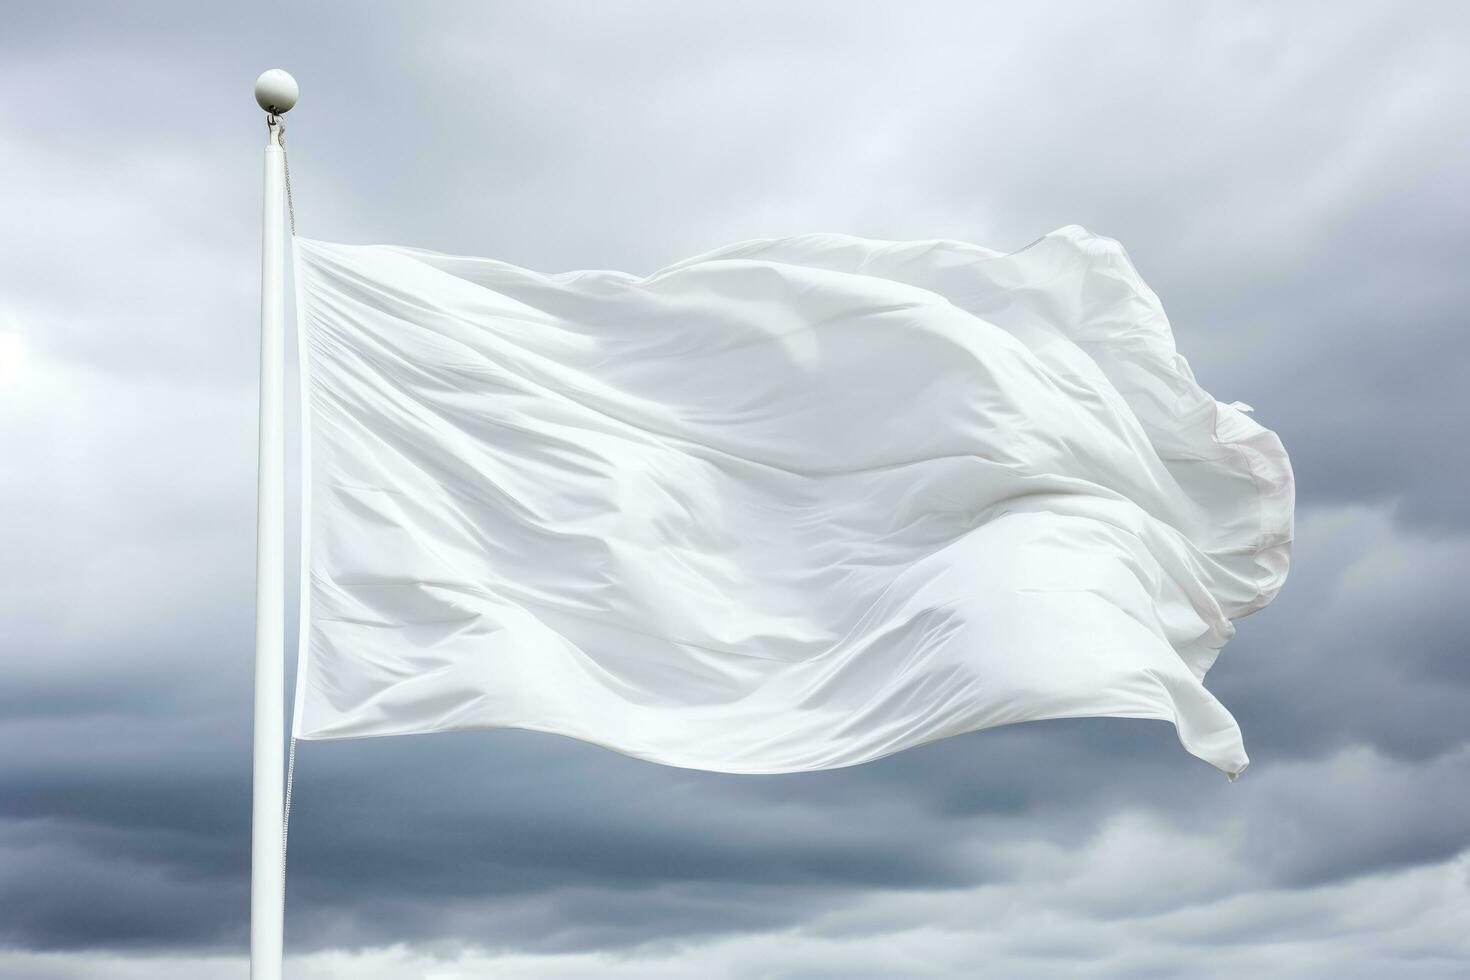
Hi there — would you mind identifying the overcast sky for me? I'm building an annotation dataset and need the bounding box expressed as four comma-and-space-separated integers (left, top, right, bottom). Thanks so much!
3, 2, 1468, 978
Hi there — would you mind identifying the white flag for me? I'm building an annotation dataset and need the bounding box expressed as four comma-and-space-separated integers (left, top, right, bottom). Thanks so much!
291, 227, 1292, 776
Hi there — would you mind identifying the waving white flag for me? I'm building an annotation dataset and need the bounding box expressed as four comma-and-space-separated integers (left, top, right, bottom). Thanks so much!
291, 227, 1292, 776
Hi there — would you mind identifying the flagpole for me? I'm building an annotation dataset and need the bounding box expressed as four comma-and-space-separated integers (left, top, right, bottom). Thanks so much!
251, 68, 297, 980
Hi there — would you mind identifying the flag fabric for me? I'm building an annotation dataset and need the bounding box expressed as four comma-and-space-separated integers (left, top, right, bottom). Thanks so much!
290, 227, 1292, 776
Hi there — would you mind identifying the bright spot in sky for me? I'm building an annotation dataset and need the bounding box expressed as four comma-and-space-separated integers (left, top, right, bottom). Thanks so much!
0, 332, 23, 386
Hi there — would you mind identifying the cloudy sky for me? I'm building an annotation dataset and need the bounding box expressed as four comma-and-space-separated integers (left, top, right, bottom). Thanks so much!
3, 2, 1468, 977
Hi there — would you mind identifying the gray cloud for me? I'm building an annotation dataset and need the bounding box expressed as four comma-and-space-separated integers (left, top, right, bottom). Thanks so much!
2, 1, 1468, 976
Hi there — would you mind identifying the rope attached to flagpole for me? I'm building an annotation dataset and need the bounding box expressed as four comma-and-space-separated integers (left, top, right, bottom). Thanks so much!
270, 107, 298, 930
267, 114, 297, 236
282, 736, 297, 905
271, 106, 297, 904
265, 112, 299, 911
265, 106, 298, 957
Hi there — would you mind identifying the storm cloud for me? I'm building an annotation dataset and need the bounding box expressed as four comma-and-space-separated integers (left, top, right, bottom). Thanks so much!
1, 2, 1467, 977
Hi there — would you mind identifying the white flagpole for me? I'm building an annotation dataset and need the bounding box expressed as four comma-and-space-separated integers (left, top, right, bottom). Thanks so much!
251, 68, 297, 980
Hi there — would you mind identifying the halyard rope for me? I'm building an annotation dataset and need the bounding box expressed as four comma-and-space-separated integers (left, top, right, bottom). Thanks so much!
268, 114, 298, 235
282, 736, 297, 913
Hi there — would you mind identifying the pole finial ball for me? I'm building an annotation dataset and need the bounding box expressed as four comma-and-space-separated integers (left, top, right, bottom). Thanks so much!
254, 69, 299, 114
